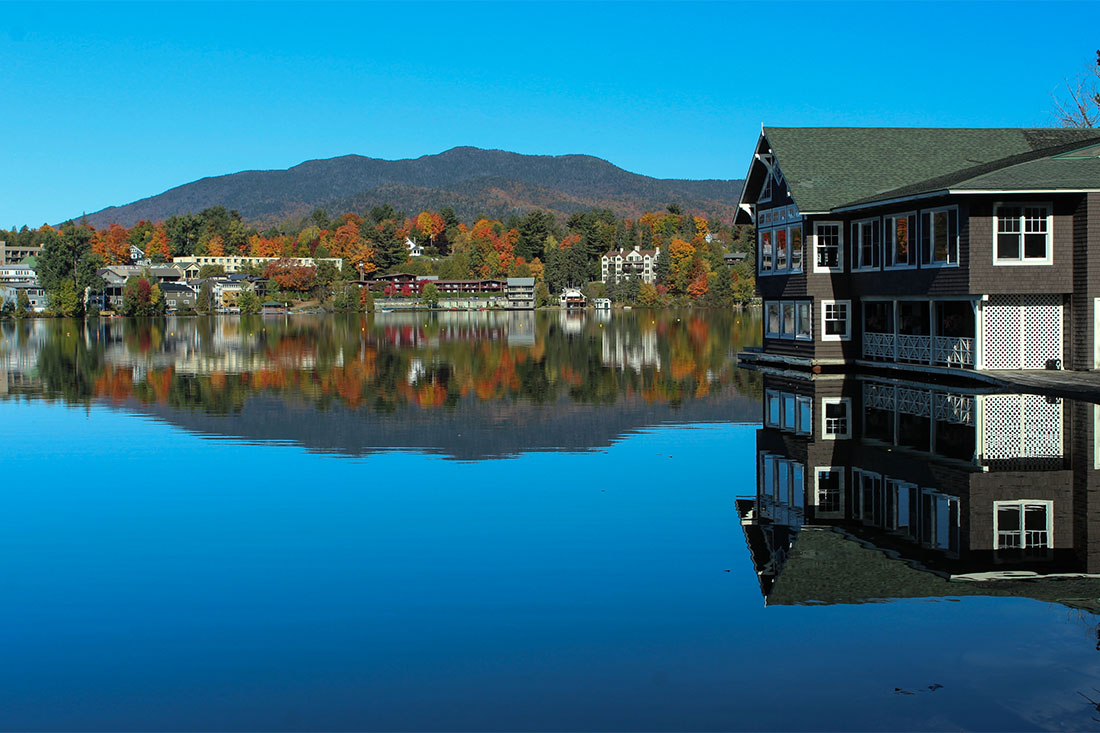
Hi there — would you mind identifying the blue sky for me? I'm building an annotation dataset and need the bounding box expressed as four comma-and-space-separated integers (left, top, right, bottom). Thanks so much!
1, 1, 1096, 227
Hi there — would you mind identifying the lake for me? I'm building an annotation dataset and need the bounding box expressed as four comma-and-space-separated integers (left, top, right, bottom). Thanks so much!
2, 310, 1099, 731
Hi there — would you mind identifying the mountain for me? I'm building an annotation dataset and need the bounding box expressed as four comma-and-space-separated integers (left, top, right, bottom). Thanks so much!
81, 147, 744, 228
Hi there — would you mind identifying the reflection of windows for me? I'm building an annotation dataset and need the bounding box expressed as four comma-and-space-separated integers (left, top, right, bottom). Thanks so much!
766, 302, 780, 337
814, 222, 843, 272
822, 397, 851, 439
995, 204, 1051, 264
921, 490, 960, 552
886, 213, 917, 268
921, 207, 959, 266
814, 467, 844, 515
766, 300, 813, 340
760, 230, 773, 273
776, 228, 788, 270
995, 500, 1052, 550
886, 480, 918, 537
759, 453, 806, 511
853, 218, 881, 270
790, 227, 803, 272
765, 390, 781, 427
821, 300, 850, 341
765, 389, 811, 435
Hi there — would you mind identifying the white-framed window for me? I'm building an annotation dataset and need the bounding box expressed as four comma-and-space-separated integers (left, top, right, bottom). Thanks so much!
885, 212, 918, 269
766, 302, 780, 337
853, 217, 882, 270
821, 397, 851, 439
921, 206, 959, 267
821, 300, 851, 341
994, 203, 1052, 264
789, 226, 803, 272
813, 467, 844, 516
994, 500, 1053, 550
813, 221, 844, 273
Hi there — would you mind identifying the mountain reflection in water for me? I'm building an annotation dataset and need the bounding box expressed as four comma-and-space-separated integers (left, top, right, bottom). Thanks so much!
0, 310, 762, 459
741, 370, 1100, 613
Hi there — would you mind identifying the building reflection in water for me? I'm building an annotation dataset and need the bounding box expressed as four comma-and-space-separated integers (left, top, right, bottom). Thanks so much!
739, 372, 1100, 611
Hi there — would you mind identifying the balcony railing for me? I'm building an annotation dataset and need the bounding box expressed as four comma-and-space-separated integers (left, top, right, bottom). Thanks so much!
863, 332, 975, 368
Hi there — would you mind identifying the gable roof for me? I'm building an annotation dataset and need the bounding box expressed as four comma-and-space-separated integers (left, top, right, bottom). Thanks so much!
749, 127, 1100, 216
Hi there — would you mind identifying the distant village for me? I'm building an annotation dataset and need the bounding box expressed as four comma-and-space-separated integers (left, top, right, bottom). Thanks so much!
0, 206, 756, 318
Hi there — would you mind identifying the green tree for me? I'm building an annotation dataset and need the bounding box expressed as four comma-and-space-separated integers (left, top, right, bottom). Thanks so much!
421, 282, 440, 308
655, 247, 670, 286
196, 281, 214, 314
15, 290, 30, 318
535, 281, 551, 307
52, 280, 81, 317
198, 264, 226, 278
237, 289, 260, 314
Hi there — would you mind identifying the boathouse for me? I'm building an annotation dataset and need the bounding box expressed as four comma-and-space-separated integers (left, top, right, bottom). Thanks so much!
736, 127, 1100, 373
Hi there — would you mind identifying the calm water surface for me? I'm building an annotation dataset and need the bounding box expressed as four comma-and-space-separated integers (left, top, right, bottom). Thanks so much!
1, 311, 1099, 731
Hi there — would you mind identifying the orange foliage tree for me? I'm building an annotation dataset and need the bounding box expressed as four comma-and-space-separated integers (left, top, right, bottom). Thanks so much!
93, 224, 132, 264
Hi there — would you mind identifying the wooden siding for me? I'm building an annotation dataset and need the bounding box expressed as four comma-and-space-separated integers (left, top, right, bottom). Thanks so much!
967, 196, 1078, 295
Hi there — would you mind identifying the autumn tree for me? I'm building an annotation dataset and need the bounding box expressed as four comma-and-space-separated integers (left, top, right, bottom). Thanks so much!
265, 259, 316, 294
93, 224, 132, 265
146, 227, 171, 262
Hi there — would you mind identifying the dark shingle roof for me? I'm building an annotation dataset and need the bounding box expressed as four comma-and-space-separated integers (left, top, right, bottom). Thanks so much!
763, 127, 1100, 212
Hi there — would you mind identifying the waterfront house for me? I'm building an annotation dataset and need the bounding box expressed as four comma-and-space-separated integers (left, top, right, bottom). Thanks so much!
0, 283, 47, 312
97, 265, 187, 310
560, 287, 587, 309
736, 127, 1100, 373
0, 264, 37, 285
160, 282, 198, 311
601, 245, 660, 285
505, 278, 536, 309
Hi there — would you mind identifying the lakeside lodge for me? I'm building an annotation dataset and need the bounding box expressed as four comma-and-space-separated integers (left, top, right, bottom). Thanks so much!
736, 127, 1100, 374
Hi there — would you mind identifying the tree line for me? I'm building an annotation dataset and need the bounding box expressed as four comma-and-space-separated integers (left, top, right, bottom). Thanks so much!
2, 202, 756, 316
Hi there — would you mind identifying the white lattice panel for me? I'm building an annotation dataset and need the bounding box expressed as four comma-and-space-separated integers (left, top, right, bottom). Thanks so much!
983, 296, 1022, 369
1022, 295, 1063, 369
982, 295, 1063, 370
981, 394, 1063, 460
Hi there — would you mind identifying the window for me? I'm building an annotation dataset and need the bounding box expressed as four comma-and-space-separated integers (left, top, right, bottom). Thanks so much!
995, 501, 1052, 551
766, 302, 780, 337
790, 226, 803, 272
796, 302, 812, 340
921, 207, 959, 266
886, 213, 917, 268
765, 390, 811, 435
814, 222, 843, 272
995, 204, 1051, 264
759, 230, 773, 273
853, 218, 882, 270
782, 302, 796, 337
821, 397, 851, 439
770, 300, 813, 340
759, 171, 773, 203
821, 300, 851, 341
776, 229, 788, 270
814, 468, 844, 515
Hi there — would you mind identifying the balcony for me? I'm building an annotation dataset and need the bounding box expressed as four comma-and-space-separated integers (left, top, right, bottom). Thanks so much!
863, 333, 975, 367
